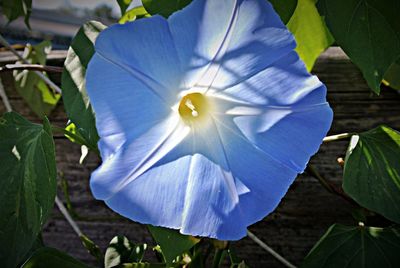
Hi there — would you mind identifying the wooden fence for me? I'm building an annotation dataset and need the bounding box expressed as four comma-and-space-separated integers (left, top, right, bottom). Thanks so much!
1, 47, 400, 267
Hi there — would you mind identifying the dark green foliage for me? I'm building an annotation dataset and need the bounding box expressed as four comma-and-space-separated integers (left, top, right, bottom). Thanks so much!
0, 112, 56, 267
343, 126, 400, 223
148, 225, 200, 265
318, 0, 400, 93
0, 0, 32, 27
302, 224, 400, 268
61, 21, 106, 151
269, 0, 298, 24
142, 0, 192, 18
105, 236, 148, 268
21, 247, 92, 268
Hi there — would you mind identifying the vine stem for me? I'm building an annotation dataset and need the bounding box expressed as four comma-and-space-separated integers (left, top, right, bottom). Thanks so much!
306, 164, 358, 206
55, 196, 83, 236
323, 133, 354, 142
247, 230, 297, 268
0, 34, 62, 94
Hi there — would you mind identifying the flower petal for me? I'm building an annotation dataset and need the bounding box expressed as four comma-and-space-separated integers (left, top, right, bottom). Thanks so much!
213, 52, 327, 107
105, 155, 192, 229
233, 105, 332, 172
89, 114, 190, 200
169, 0, 295, 89
168, 0, 238, 87
94, 16, 182, 104
210, 52, 333, 172
86, 54, 172, 160
212, 118, 299, 225
178, 123, 245, 239
102, 123, 248, 240
179, 154, 247, 240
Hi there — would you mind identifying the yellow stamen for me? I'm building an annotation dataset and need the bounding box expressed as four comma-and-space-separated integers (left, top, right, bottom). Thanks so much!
178, 93, 209, 123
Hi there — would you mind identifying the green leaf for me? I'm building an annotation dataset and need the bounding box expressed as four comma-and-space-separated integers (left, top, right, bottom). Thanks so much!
61, 21, 106, 151
383, 58, 400, 90
343, 126, 400, 223
287, 0, 334, 71
105, 236, 148, 268
18, 234, 44, 267
142, 0, 192, 18
318, 0, 400, 94
0, 112, 57, 268
21, 247, 92, 268
14, 41, 61, 118
117, 0, 133, 15
0, 0, 32, 28
148, 225, 200, 265
119, 6, 151, 24
269, 0, 298, 24
212, 249, 227, 268
301, 224, 400, 268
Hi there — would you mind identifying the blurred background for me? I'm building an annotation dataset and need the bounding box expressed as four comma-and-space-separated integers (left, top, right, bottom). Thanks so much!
0, 0, 141, 48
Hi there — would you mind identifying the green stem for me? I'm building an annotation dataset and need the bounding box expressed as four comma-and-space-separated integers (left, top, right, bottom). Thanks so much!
323, 133, 355, 142
306, 165, 335, 194
306, 164, 358, 206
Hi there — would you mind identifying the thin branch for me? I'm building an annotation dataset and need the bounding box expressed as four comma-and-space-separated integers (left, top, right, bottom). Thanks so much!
306, 165, 335, 194
247, 230, 297, 268
55, 196, 83, 236
0, 78, 12, 112
306, 164, 358, 206
323, 133, 354, 142
0, 34, 62, 94
0, 63, 63, 73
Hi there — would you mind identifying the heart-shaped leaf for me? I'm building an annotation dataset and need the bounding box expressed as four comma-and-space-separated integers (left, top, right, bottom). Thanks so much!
302, 224, 400, 267
0, 112, 57, 268
318, 0, 400, 94
343, 126, 400, 223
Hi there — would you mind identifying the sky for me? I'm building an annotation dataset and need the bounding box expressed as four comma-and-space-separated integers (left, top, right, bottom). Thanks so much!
32, 0, 142, 16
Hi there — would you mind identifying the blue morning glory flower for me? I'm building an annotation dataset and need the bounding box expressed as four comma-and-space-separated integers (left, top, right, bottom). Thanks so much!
86, 0, 333, 240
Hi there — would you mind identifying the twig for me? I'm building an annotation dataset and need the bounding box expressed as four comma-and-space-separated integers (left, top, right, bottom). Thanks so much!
0, 63, 63, 73
247, 230, 297, 268
0, 78, 12, 112
323, 133, 354, 142
306, 164, 358, 206
55, 196, 83, 236
0, 34, 62, 94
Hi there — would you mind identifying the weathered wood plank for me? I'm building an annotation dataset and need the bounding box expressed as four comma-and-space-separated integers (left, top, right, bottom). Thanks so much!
1, 47, 400, 267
